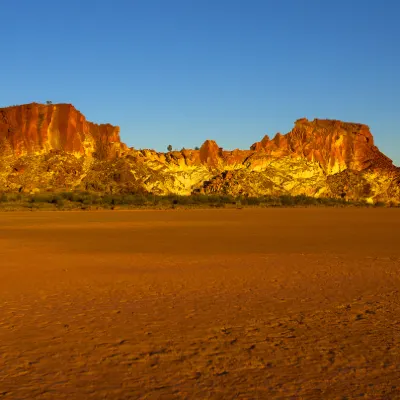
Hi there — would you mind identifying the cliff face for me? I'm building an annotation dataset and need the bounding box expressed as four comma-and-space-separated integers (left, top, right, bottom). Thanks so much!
0, 103, 126, 159
0, 103, 398, 204
250, 118, 395, 174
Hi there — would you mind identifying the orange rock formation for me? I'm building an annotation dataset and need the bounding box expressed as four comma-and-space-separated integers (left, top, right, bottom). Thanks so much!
0, 103, 125, 159
0, 103, 399, 203
250, 118, 394, 173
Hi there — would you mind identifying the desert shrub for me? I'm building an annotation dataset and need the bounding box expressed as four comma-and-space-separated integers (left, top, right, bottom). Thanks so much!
219, 195, 235, 204
246, 197, 261, 206
50, 195, 63, 204
55, 198, 64, 208
60, 192, 74, 201
293, 195, 317, 205
209, 196, 231, 207
0, 191, 381, 209
175, 196, 191, 205
82, 198, 93, 206
101, 194, 114, 205
317, 197, 333, 206
207, 195, 222, 204
71, 192, 85, 203
260, 195, 274, 205
67, 191, 98, 205
122, 194, 147, 205
92, 195, 101, 205
120, 195, 135, 205
279, 195, 295, 206
29, 193, 52, 203
148, 195, 161, 206
190, 194, 209, 204
117, 195, 127, 205
7, 193, 22, 202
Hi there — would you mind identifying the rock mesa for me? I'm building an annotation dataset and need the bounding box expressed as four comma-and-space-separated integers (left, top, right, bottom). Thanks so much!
0, 103, 399, 203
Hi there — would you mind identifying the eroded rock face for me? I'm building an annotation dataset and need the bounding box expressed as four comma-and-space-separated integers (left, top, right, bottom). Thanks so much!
250, 118, 395, 174
0, 104, 398, 203
0, 103, 126, 159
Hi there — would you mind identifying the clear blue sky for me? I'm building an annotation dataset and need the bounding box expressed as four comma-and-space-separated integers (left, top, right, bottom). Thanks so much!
1, 0, 399, 164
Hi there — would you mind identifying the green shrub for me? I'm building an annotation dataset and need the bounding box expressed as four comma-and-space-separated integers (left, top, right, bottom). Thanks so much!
55, 198, 64, 208
246, 197, 261, 206
279, 195, 295, 206
60, 192, 74, 201
0, 191, 386, 209
7, 193, 22, 202
71, 193, 85, 203
191, 194, 209, 204
50, 195, 62, 204
219, 195, 235, 204
29, 194, 51, 203
122, 194, 147, 205
175, 196, 190, 205
293, 195, 317, 205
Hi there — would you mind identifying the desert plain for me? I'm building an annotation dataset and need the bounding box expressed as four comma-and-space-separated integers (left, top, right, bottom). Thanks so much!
0, 208, 400, 399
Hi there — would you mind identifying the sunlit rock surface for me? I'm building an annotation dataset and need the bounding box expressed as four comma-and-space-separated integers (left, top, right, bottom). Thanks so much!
0, 103, 399, 203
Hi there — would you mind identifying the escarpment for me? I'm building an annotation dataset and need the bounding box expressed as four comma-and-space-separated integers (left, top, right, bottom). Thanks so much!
0, 103, 398, 203
0, 103, 126, 159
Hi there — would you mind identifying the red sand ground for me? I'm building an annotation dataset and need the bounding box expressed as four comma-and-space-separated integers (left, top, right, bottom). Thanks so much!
0, 209, 399, 399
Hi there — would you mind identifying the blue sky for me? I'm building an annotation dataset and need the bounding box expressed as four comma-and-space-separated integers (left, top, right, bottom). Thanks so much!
1, 0, 399, 164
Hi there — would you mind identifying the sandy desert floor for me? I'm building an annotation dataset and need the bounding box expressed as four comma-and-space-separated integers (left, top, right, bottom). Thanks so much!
0, 208, 400, 399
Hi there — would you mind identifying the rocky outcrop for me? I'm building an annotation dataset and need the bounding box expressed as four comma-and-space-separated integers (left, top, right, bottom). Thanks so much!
250, 118, 395, 174
0, 103, 398, 204
0, 103, 126, 159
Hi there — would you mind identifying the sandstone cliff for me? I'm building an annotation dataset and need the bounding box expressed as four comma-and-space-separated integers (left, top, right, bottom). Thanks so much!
0, 103, 126, 159
250, 118, 394, 174
0, 103, 399, 204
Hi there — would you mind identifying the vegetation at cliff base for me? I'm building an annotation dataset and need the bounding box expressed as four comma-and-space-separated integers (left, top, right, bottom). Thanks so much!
0, 192, 394, 211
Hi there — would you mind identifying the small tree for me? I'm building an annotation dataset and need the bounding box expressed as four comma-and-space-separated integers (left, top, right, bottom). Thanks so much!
194, 146, 200, 150
167, 145, 173, 152
46, 100, 53, 105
